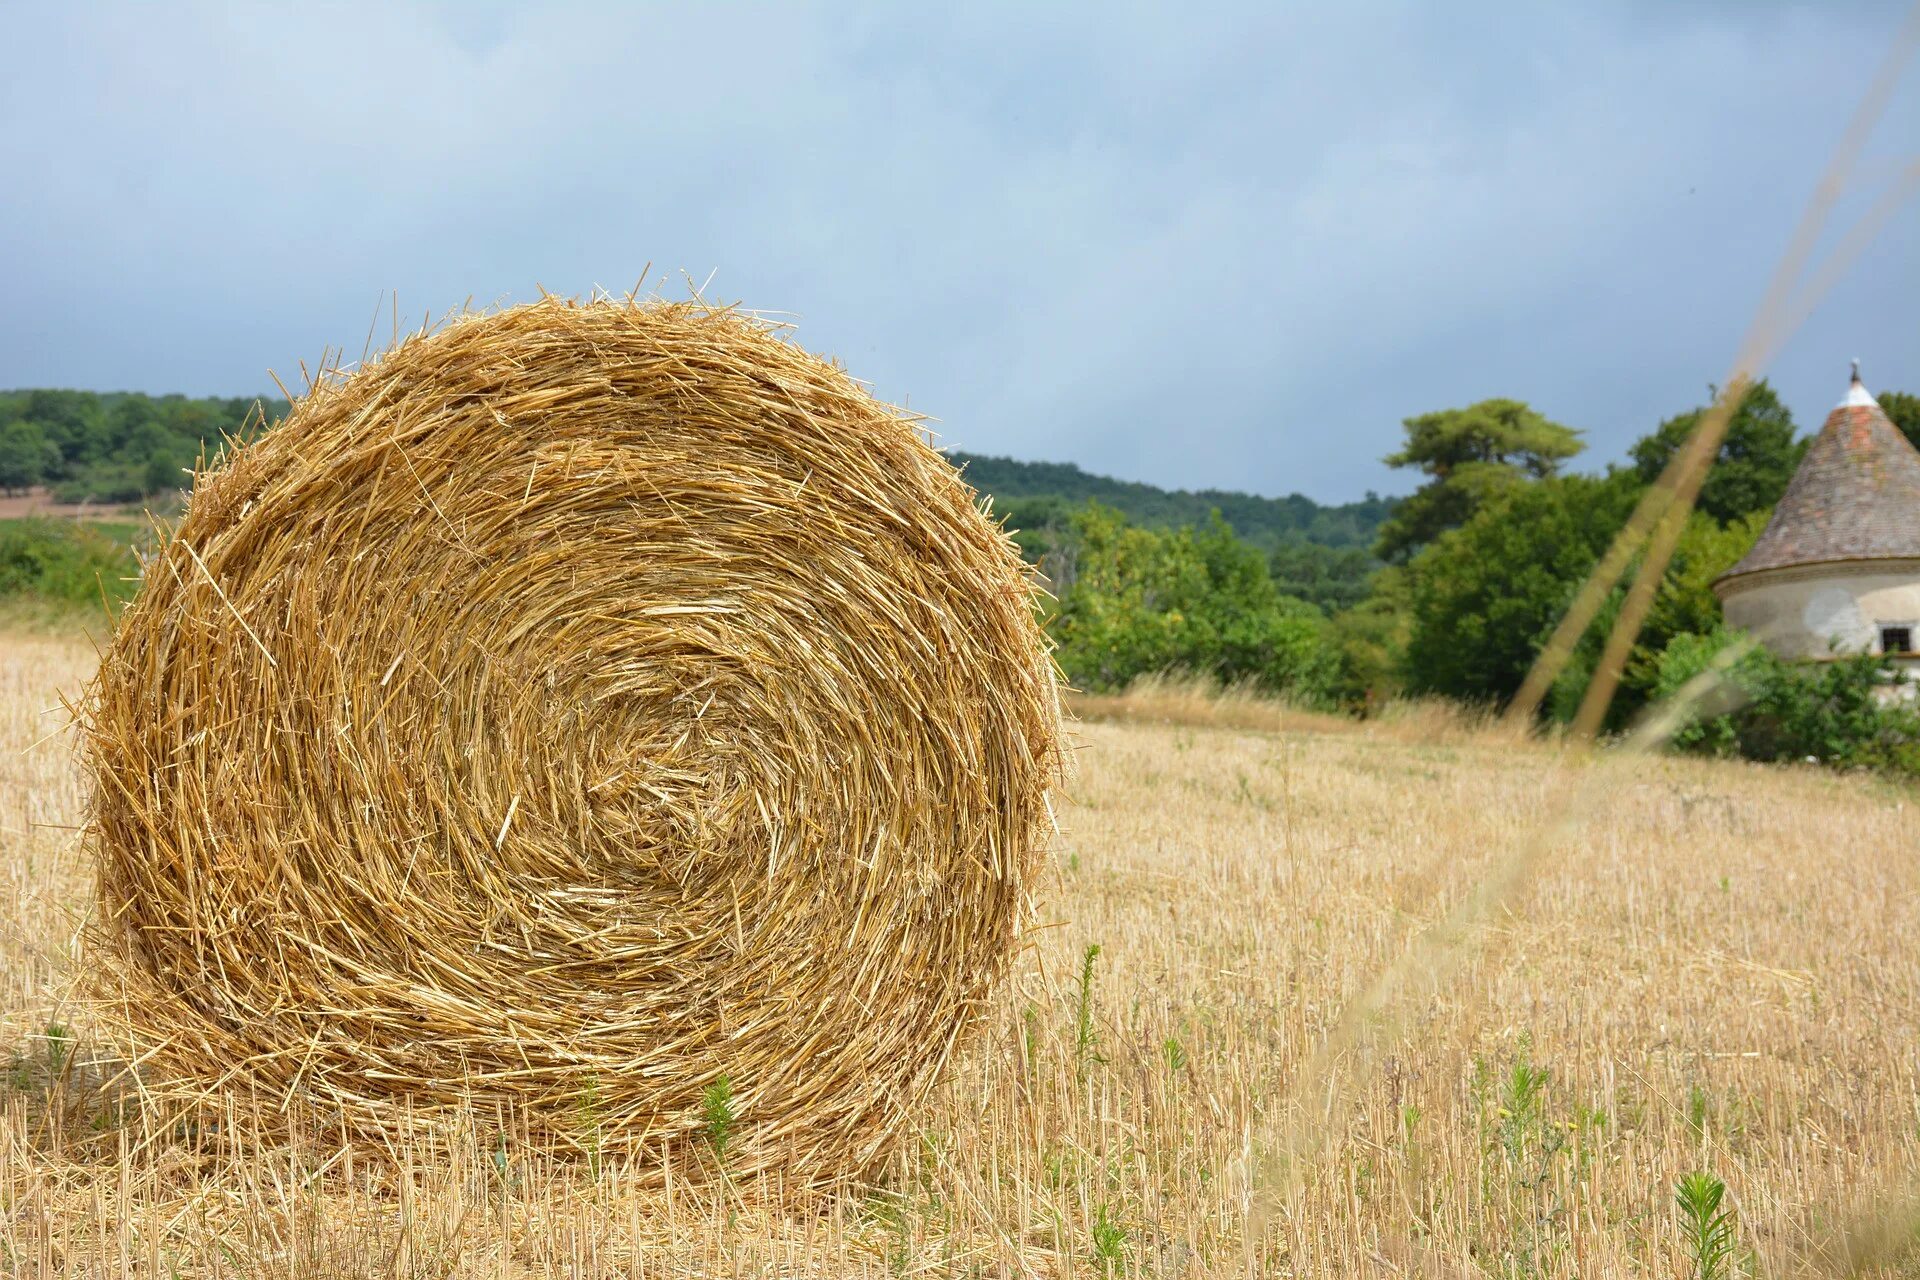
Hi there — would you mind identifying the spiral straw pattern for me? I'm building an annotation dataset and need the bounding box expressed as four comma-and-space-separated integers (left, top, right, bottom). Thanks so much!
82, 297, 1062, 1186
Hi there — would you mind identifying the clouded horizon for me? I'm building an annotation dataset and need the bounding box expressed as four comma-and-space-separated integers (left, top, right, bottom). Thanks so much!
3, 2, 1916, 503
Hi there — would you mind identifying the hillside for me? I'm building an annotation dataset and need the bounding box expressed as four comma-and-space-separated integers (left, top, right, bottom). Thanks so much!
0, 390, 1396, 613
953, 450, 1396, 612
951, 450, 1396, 550
0, 393, 1396, 556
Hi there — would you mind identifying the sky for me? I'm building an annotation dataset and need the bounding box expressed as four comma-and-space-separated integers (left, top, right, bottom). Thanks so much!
3, 3, 1917, 503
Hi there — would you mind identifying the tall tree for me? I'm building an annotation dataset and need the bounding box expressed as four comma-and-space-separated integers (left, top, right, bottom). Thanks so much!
1401, 470, 1637, 707
1877, 390, 1920, 451
1627, 380, 1801, 524
1373, 399, 1583, 562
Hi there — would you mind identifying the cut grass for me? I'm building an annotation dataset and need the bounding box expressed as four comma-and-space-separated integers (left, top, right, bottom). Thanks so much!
3, 634, 1918, 1275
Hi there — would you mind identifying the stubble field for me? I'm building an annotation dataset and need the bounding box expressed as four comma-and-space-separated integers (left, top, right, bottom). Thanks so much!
1, 633, 1916, 1277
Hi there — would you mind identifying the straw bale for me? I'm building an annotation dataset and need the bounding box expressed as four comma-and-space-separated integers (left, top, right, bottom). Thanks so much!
80, 297, 1062, 1186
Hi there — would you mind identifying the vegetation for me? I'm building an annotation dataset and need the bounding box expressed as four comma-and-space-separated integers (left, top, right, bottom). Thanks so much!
955, 451, 1392, 550
1675, 1171, 1744, 1280
702, 1075, 738, 1162
7, 378, 1918, 779
1880, 389, 1920, 450
1266, 539, 1377, 613
1655, 630, 1920, 774
1377, 377, 1918, 775
0, 518, 142, 610
1046, 504, 1342, 706
1372, 398, 1584, 563
1628, 381, 1803, 524
974, 456, 1397, 615
1399, 472, 1639, 711
0, 388, 280, 502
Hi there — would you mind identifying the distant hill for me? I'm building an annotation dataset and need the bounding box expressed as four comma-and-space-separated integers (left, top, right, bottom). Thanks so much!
949, 450, 1396, 551
0, 389, 1395, 611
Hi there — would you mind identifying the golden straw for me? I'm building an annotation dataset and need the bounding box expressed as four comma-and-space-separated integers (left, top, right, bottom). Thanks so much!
78, 296, 1065, 1191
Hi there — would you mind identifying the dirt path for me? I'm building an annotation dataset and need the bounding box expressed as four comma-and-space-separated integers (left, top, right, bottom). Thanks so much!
0, 487, 146, 521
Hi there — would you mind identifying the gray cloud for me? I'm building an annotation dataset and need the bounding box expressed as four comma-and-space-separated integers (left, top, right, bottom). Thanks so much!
2, 1, 1915, 500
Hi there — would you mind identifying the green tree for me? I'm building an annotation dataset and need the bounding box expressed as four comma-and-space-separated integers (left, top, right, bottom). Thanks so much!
1330, 565, 1412, 708
1049, 503, 1342, 703
1374, 399, 1583, 562
957, 452, 1394, 550
1401, 471, 1638, 706
21, 389, 108, 474
0, 420, 57, 492
0, 389, 282, 499
1628, 380, 1801, 524
1877, 390, 1920, 451
143, 453, 182, 496
1267, 539, 1377, 613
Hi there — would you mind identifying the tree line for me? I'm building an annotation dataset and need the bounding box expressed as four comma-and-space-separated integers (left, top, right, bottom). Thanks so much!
1, 391, 1401, 611
1036, 381, 1920, 774
0, 389, 287, 502
3, 381, 1917, 773
958, 453, 1393, 615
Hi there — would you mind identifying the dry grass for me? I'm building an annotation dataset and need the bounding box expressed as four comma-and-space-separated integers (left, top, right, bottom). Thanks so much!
75, 298, 1062, 1190
1068, 673, 1531, 747
8, 633, 1920, 1276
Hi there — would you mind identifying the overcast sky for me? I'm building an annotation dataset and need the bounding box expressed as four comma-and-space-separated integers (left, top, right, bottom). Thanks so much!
3, 3, 1916, 502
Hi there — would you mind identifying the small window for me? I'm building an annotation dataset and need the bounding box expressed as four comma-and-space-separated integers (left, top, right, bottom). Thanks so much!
1882, 625, 1915, 655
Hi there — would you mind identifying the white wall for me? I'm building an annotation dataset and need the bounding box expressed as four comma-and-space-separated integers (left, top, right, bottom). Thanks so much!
1719, 560, 1920, 659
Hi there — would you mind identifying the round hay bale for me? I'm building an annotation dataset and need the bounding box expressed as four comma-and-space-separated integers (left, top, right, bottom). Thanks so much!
82, 297, 1062, 1185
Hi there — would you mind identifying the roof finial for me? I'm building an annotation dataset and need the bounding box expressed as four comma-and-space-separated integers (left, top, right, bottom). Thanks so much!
1841, 359, 1878, 408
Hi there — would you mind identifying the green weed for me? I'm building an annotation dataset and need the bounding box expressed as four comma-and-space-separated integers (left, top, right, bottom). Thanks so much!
1091, 1201, 1127, 1273
1160, 1035, 1187, 1073
703, 1074, 737, 1161
1074, 943, 1103, 1080
1675, 1171, 1742, 1280
44, 1022, 70, 1077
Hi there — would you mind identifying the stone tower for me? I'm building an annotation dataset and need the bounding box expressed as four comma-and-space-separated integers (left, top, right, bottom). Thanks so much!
1713, 366, 1920, 684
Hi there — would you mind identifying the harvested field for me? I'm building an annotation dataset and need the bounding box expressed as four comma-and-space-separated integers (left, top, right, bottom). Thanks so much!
3, 633, 1918, 1276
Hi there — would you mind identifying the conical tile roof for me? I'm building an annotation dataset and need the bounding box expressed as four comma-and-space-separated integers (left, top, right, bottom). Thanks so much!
1717, 369, 1920, 584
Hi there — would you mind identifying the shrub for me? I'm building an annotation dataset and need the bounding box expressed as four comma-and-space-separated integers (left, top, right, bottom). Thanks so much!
1654, 629, 1920, 778
0, 519, 142, 607
1048, 503, 1344, 705
52, 462, 150, 506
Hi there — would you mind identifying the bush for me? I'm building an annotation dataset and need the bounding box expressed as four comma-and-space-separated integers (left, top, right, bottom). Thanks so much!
0, 519, 143, 607
1654, 629, 1920, 777
1048, 503, 1345, 706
